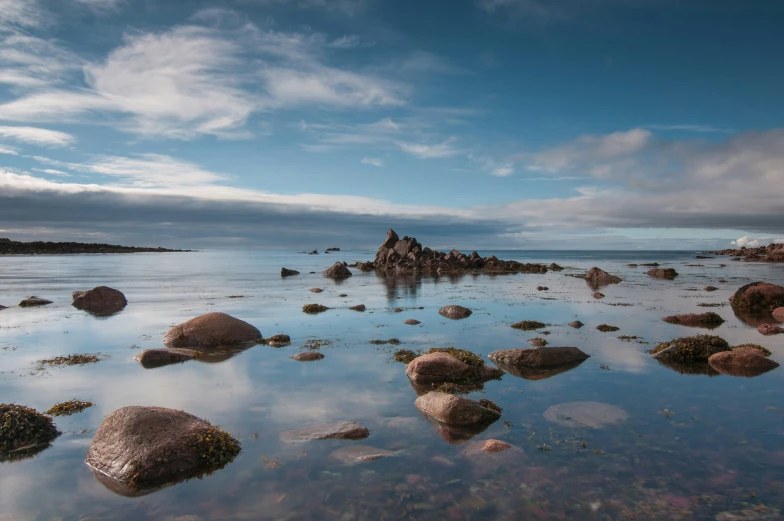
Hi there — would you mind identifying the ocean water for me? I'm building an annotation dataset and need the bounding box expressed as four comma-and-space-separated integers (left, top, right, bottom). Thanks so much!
0, 249, 783, 521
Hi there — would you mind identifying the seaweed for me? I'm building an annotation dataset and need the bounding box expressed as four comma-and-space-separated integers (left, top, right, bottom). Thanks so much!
187, 426, 241, 473
38, 354, 101, 366
650, 334, 730, 362
732, 343, 773, 357
1, 404, 61, 455
477, 399, 502, 414
426, 347, 484, 367
596, 324, 620, 332
302, 304, 329, 314
45, 400, 93, 417
393, 349, 421, 364
511, 320, 546, 331
370, 339, 401, 345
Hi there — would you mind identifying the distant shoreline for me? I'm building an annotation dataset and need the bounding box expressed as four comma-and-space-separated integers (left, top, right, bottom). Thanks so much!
0, 238, 190, 255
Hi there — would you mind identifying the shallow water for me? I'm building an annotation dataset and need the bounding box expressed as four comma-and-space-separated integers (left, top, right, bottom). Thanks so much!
1, 250, 783, 520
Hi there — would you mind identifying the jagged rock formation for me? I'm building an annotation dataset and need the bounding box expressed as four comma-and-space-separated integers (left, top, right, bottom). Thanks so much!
714, 243, 784, 262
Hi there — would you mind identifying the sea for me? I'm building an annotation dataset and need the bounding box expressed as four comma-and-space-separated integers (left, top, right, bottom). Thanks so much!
1, 249, 783, 521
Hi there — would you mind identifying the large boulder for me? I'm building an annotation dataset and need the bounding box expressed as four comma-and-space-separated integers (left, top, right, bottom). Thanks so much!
18, 296, 52, 307
415, 392, 501, 427
163, 312, 261, 348
729, 282, 784, 314
662, 312, 725, 329
650, 335, 731, 363
1, 404, 60, 461
708, 348, 779, 377
280, 422, 369, 442
85, 406, 240, 492
583, 267, 621, 287
438, 305, 472, 319
488, 347, 589, 369
72, 286, 127, 316
406, 351, 503, 384
134, 348, 201, 369
322, 262, 352, 279
647, 268, 679, 279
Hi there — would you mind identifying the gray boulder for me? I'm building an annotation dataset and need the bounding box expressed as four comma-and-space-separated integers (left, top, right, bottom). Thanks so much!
415, 392, 501, 427
163, 312, 261, 348
322, 262, 352, 279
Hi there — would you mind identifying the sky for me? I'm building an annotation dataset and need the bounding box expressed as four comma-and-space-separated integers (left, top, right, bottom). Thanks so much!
0, 0, 782, 250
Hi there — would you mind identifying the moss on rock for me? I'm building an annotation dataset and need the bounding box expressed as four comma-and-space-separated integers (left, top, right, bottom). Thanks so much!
186, 425, 241, 475
1, 404, 61, 456
302, 304, 329, 314
511, 320, 546, 331
651, 335, 731, 363
46, 400, 93, 417
426, 347, 484, 367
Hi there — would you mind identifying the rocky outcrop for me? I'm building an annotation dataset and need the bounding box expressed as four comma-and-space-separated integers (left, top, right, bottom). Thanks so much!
18, 296, 52, 307
708, 347, 779, 377
438, 305, 472, 319
163, 312, 262, 348
72, 286, 127, 316
1, 404, 60, 461
714, 243, 784, 262
135, 348, 201, 368
322, 262, 352, 279
648, 268, 679, 279
370, 229, 548, 275
280, 422, 369, 442
85, 406, 240, 492
662, 312, 725, 328
581, 267, 622, 287
281, 267, 299, 277
729, 282, 784, 314
406, 351, 503, 384
489, 347, 589, 380
650, 335, 731, 363
0, 238, 186, 255
415, 392, 501, 427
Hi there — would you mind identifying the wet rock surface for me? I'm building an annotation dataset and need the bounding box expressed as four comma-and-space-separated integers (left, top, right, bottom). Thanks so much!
415, 392, 501, 427
489, 347, 589, 369
1, 404, 61, 461
651, 335, 731, 363
774, 307, 784, 322
662, 312, 725, 328
729, 282, 784, 314
543, 401, 628, 428
758, 324, 783, 335
404, 319, 421, 325
568, 320, 584, 328
438, 305, 472, 319
593, 292, 605, 299
163, 312, 261, 348
262, 334, 291, 347
708, 348, 779, 377
349, 304, 366, 312
581, 267, 622, 287
135, 348, 202, 368
281, 267, 299, 277
18, 296, 52, 307
648, 268, 679, 279
72, 286, 127, 316
327, 445, 396, 465
322, 262, 352, 279
86, 406, 240, 493
406, 351, 503, 384
291, 352, 325, 361
280, 422, 369, 442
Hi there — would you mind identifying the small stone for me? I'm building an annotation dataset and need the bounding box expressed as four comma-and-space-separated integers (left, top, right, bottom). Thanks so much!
438, 305, 472, 320
280, 422, 369, 442
404, 319, 421, 325
309, 288, 323, 293
705, 286, 718, 292
349, 304, 366, 312
758, 324, 783, 335
536, 286, 549, 291
568, 320, 584, 328
264, 334, 291, 347
593, 292, 605, 299
18, 296, 52, 307
482, 439, 512, 452
291, 352, 325, 361
281, 267, 299, 277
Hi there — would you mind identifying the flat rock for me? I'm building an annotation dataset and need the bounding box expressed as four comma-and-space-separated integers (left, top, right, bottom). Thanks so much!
404, 319, 421, 325
85, 406, 240, 492
415, 392, 501, 427
349, 304, 366, 312
328, 445, 396, 465
438, 305, 472, 319
489, 347, 589, 369
406, 352, 503, 384
322, 262, 352, 279
708, 348, 779, 377
163, 312, 261, 348
648, 268, 679, 279
18, 296, 52, 307
662, 312, 725, 328
72, 286, 127, 316
280, 421, 369, 442
543, 401, 628, 428
135, 348, 201, 368
281, 267, 299, 277
758, 324, 783, 335
291, 352, 324, 361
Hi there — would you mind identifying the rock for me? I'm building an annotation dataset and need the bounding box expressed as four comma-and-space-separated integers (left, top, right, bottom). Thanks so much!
511, 320, 545, 330
381, 228, 400, 249
527, 337, 548, 347
18, 296, 52, 307
549, 263, 564, 271
135, 348, 201, 368
596, 324, 619, 332
406, 352, 502, 384
593, 292, 605, 299
309, 288, 323, 293
308, 249, 318, 255
354, 261, 374, 272
280, 421, 369, 442
758, 324, 783, 335
291, 352, 324, 361
705, 286, 718, 292
774, 307, 784, 322
0, 305, 6, 310
438, 305, 472, 319
583, 267, 622, 287
415, 392, 501, 427
163, 312, 261, 348
264, 334, 291, 347
488, 347, 590, 371
326, 247, 340, 252
480, 439, 512, 453
72, 286, 127, 316
715, 508, 781, 521
85, 406, 240, 492
322, 262, 352, 279
302, 303, 329, 314
281, 267, 300, 277
650, 335, 731, 362
543, 401, 628, 428
568, 320, 584, 329
729, 282, 784, 314
648, 268, 679, 279
708, 348, 779, 377
1, 404, 61, 461
339, 293, 348, 297
328, 445, 396, 465
394, 307, 403, 312
404, 319, 421, 325
537, 286, 549, 291
662, 312, 725, 328
460, 439, 527, 471
349, 304, 366, 312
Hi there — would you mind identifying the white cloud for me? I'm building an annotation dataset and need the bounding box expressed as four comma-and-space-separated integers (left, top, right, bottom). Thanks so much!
0, 146, 18, 155
398, 140, 461, 159
246, 0, 369, 16
0, 33, 85, 88
731, 236, 760, 248
32, 168, 69, 176
72, 0, 125, 12
0, 0, 45, 28
0, 126, 75, 146
645, 124, 733, 133
361, 157, 384, 167
71, 154, 227, 188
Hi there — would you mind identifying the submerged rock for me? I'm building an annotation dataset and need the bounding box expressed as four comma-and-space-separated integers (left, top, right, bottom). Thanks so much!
322, 262, 352, 279
650, 335, 731, 363
281, 267, 299, 277
708, 348, 779, 377
328, 445, 396, 465
648, 268, 679, 279
1, 404, 61, 461
583, 267, 622, 287
438, 305, 472, 319
568, 320, 584, 329
349, 304, 366, 312
543, 401, 628, 428
758, 324, 784, 335
18, 296, 52, 307
263, 334, 291, 347
511, 320, 546, 330
72, 286, 127, 316
662, 312, 725, 328
404, 319, 421, 325
705, 286, 718, 292
280, 421, 369, 442
729, 282, 784, 314
135, 348, 201, 368
291, 352, 324, 361
406, 351, 502, 384
527, 337, 548, 347
163, 312, 261, 348
489, 347, 589, 369
593, 292, 605, 299
415, 392, 501, 427
86, 406, 240, 493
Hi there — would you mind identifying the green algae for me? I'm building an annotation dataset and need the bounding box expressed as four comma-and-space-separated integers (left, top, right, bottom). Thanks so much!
426, 347, 484, 367
302, 304, 329, 314
39, 354, 101, 366
732, 343, 773, 357
393, 349, 421, 364
596, 324, 620, 332
1, 404, 61, 456
511, 320, 546, 331
45, 400, 93, 417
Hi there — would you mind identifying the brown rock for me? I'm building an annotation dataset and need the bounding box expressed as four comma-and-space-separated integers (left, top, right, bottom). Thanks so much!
705, 286, 718, 292
481, 439, 512, 453
280, 422, 369, 442
135, 348, 201, 368
291, 352, 324, 361
281, 267, 299, 277
662, 312, 725, 328
650, 335, 731, 362
584, 267, 622, 287
543, 401, 628, 428
758, 324, 783, 335
415, 392, 501, 427
438, 305, 472, 319
85, 406, 240, 492
648, 268, 679, 279
322, 262, 352, 279
568, 320, 584, 328
404, 319, 421, 325
729, 282, 784, 314
72, 286, 127, 316
537, 286, 549, 291
349, 304, 366, 312
163, 312, 261, 348
18, 296, 52, 307
708, 348, 780, 377
309, 288, 323, 293
406, 352, 502, 383
593, 292, 605, 299
488, 347, 590, 370
774, 307, 784, 322
328, 445, 396, 465
264, 334, 291, 347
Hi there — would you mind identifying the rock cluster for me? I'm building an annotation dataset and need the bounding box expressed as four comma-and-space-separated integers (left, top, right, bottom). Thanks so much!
714, 243, 784, 262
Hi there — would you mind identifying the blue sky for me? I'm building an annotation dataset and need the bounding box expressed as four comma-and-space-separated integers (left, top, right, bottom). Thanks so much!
0, 0, 782, 249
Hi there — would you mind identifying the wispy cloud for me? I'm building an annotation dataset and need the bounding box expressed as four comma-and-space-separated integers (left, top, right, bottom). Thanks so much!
398, 139, 462, 159
32, 168, 69, 176
0, 125, 75, 146
361, 157, 385, 167
244, 0, 370, 16
645, 124, 734, 133
0, 0, 45, 28
0, 146, 18, 155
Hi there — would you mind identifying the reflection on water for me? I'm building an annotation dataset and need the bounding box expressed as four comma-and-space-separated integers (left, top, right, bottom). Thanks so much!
0, 250, 783, 520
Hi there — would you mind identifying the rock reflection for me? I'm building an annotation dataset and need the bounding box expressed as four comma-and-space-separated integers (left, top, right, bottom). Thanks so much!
407, 377, 488, 397
491, 359, 586, 380
375, 271, 421, 301
654, 358, 720, 376
90, 468, 169, 497
732, 308, 782, 327
0, 442, 53, 463
418, 412, 495, 445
